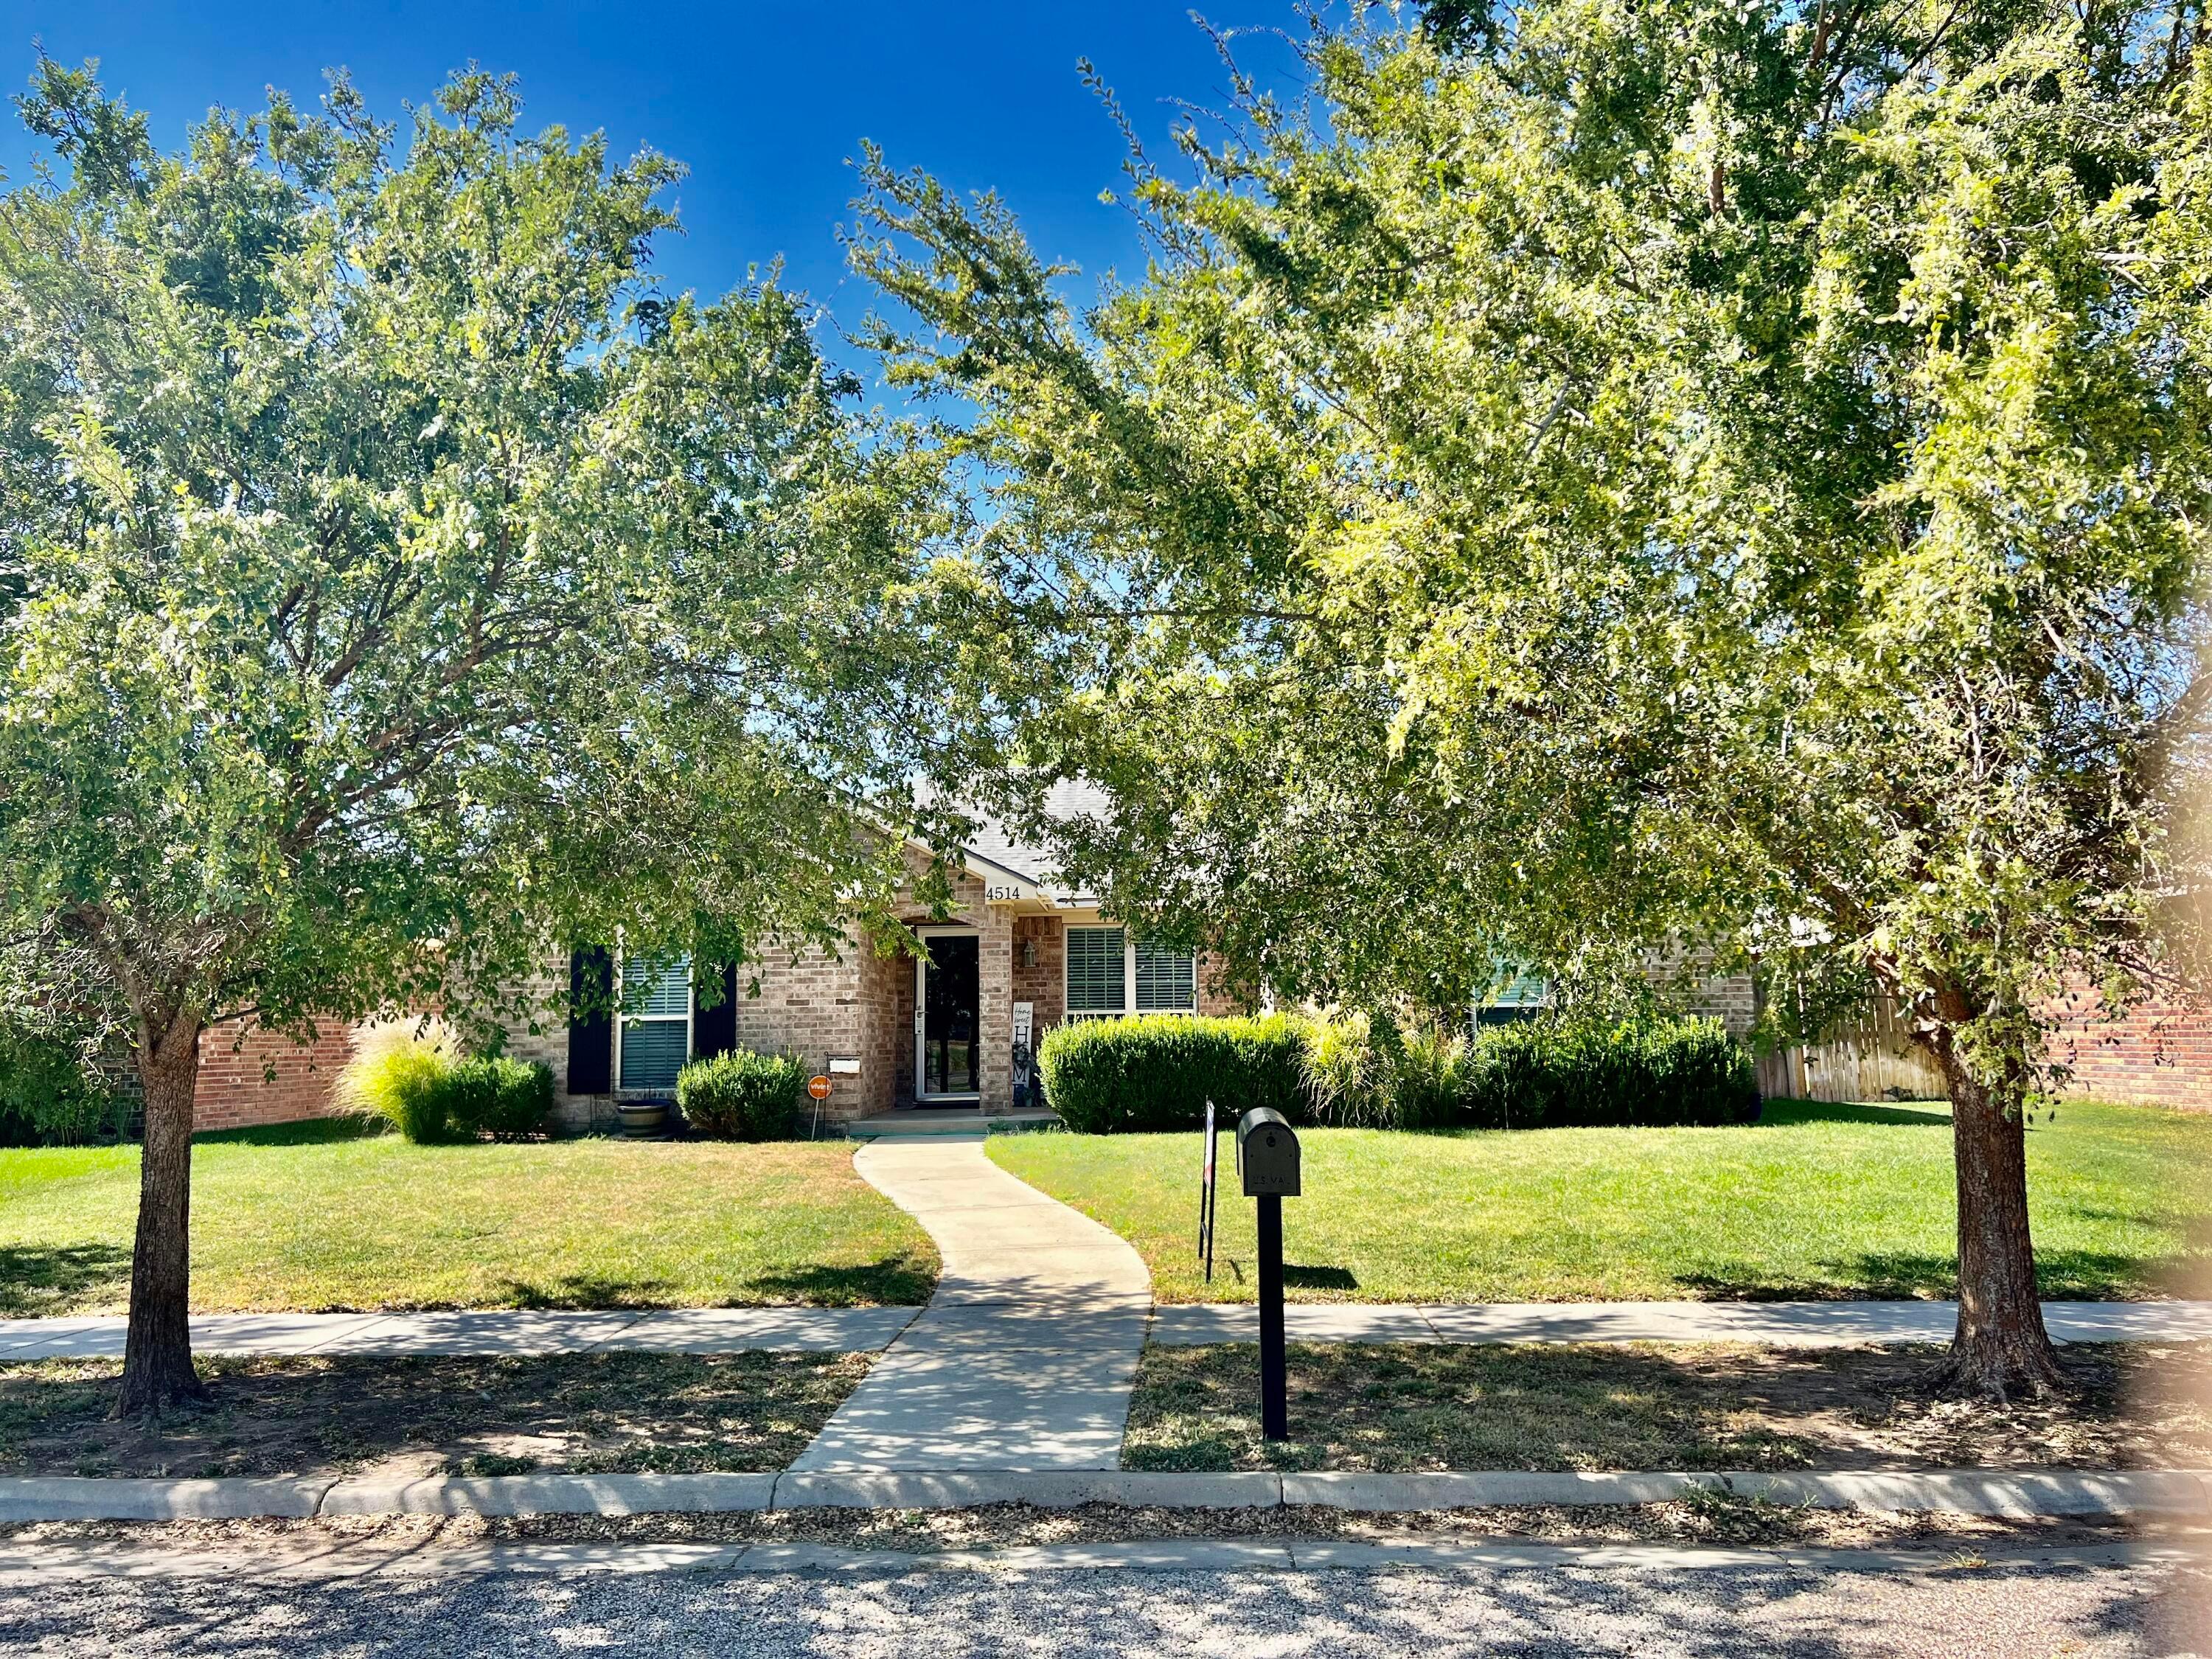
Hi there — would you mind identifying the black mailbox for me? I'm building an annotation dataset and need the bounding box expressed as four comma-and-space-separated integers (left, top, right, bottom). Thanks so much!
1237, 1107, 1301, 1198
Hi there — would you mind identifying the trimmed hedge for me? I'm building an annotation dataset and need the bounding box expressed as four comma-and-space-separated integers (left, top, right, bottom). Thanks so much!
1037, 1014, 1310, 1133
677, 1048, 807, 1141
440, 1057, 554, 1141
1458, 1015, 1759, 1129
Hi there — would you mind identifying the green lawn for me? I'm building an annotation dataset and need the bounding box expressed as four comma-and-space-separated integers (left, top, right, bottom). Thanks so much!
0, 1121, 938, 1318
988, 1100, 2212, 1304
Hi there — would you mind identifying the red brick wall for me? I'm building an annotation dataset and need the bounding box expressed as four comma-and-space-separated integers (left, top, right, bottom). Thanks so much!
194, 1019, 356, 1133
2045, 984, 2212, 1110
1012, 917, 1066, 1033
1197, 953, 1245, 1018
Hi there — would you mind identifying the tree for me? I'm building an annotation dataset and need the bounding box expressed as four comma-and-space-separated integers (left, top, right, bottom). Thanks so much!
853, 1, 2212, 1395
0, 62, 972, 1414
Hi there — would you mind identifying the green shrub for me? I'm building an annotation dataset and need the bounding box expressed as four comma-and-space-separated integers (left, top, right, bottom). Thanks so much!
338, 1023, 459, 1143
1038, 1014, 1310, 1133
0, 1011, 131, 1147
1391, 1018, 1470, 1129
438, 1056, 554, 1141
1459, 1015, 1759, 1129
677, 1049, 807, 1141
1301, 1011, 1394, 1127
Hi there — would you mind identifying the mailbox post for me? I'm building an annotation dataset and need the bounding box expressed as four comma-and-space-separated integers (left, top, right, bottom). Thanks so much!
1235, 1107, 1301, 1441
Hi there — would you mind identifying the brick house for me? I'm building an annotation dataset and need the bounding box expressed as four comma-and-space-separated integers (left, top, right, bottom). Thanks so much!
187, 786, 2210, 1129
498, 791, 1244, 1132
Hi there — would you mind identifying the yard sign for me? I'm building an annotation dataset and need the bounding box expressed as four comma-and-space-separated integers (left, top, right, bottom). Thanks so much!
1196, 1097, 1218, 1283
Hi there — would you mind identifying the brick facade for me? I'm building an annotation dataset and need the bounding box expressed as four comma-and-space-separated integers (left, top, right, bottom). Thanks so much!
193, 1018, 356, 1133
1012, 916, 1066, 1034
2045, 983, 2212, 1110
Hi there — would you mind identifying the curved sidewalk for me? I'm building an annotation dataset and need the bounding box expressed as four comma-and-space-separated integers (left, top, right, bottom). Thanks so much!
786, 1135, 1152, 1472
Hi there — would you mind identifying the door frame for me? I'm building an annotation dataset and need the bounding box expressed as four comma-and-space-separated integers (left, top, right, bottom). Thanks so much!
913, 925, 982, 1104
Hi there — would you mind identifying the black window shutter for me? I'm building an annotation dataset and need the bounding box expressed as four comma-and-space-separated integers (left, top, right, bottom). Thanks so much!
694, 964, 739, 1060
567, 947, 613, 1093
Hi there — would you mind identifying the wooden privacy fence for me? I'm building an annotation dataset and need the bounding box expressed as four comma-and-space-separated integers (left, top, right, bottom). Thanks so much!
1756, 995, 1948, 1102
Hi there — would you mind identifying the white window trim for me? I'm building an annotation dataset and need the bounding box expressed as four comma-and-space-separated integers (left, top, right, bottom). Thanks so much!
613, 951, 692, 1097
1065, 925, 1198, 1018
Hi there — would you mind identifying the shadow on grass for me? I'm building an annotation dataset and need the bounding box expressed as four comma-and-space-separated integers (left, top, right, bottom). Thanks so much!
1672, 1246, 2172, 1302
1753, 1100, 1951, 1130
0, 1244, 131, 1318
493, 1274, 679, 1311
1283, 1265, 1360, 1291
194, 1116, 389, 1148
747, 1259, 938, 1307
488, 1257, 937, 1311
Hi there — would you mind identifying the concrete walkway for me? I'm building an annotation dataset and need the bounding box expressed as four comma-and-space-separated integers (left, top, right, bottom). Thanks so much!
4, 1300, 2204, 1363
1147, 1299, 2212, 1347
787, 1135, 1152, 1472
0, 1307, 918, 1360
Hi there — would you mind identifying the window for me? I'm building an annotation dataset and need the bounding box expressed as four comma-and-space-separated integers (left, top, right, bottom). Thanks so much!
1475, 961, 1551, 1026
1135, 939, 1196, 1012
1066, 927, 1197, 1018
1065, 927, 1126, 1017
616, 953, 691, 1092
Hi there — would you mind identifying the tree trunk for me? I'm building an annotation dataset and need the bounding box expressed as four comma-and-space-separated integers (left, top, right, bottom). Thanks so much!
1932, 1038, 2063, 1400
114, 1010, 209, 1417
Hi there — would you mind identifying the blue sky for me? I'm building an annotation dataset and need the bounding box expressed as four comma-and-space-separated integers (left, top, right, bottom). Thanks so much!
0, 2, 1307, 381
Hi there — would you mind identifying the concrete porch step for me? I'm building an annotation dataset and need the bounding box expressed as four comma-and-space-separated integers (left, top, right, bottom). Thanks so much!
844, 1108, 1060, 1141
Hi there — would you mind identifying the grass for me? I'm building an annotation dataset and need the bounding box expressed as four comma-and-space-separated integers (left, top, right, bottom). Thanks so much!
988, 1099, 2212, 1304
1123, 1340, 2212, 1472
0, 1119, 937, 1318
0, 1351, 870, 1478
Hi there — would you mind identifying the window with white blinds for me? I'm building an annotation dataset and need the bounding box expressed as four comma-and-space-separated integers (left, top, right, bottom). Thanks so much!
1134, 939, 1196, 1012
1065, 928, 1197, 1017
617, 953, 691, 1092
1065, 927, 1126, 1016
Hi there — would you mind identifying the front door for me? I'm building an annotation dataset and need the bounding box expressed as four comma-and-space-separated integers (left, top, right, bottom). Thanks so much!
916, 933, 980, 1100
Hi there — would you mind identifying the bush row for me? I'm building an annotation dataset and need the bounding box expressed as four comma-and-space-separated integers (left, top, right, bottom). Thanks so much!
1035, 1011, 1759, 1133
1459, 1016, 1760, 1128
341, 1023, 810, 1144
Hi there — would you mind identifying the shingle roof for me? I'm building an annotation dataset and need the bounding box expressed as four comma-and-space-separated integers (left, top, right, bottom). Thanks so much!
949, 779, 1111, 906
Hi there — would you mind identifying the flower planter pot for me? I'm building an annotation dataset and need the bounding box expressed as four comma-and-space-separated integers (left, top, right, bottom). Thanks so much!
618, 1102, 667, 1139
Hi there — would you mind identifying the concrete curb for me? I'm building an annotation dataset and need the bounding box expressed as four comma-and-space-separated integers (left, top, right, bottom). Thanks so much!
318, 1472, 778, 1517
773, 1470, 1287, 1510
1, 1467, 2205, 1523
0, 1477, 336, 1522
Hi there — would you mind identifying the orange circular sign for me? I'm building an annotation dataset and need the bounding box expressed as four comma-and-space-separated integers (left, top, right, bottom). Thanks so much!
807, 1075, 832, 1101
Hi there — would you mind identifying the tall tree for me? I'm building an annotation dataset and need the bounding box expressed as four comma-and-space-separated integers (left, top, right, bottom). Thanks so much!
0, 62, 971, 1414
855, 1, 2212, 1395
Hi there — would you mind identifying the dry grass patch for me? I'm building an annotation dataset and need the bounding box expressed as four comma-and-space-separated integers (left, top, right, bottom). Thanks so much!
3, 1502, 2181, 1557
1124, 1340, 2212, 1472
0, 1352, 871, 1479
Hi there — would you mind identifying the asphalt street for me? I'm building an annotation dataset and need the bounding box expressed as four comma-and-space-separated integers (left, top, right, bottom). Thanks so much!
3, 1551, 2207, 1658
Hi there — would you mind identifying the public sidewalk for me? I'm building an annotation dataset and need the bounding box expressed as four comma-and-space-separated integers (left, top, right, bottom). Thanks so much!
786, 1135, 1153, 1472
0, 1307, 919, 1360
1147, 1299, 2212, 1346
4, 1300, 2207, 1363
